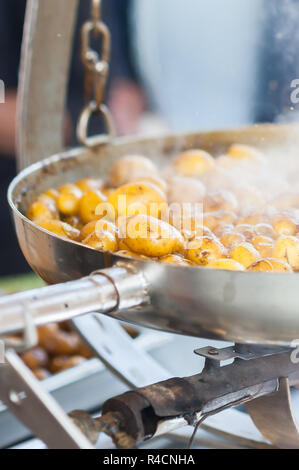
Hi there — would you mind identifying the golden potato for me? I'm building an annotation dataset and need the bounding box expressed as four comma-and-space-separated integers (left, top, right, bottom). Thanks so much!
109, 155, 158, 187
62, 215, 83, 230
220, 232, 246, 249
116, 250, 150, 260
273, 236, 299, 270
238, 214, 264, 226
21, 347, 49, 370
187, 236, 226, 266
79, 190, 107, 224
272, 215, 298, 237
82, 230, 118, 252
253, 223, 275, 238
27, 196, 58, 221
203, 213, 219, 231
79, 219, 118, 241
169, 211, 204, 241
49, 356, 86, 374
216, 211, 238, 225
173, 149, 215, 177
207, 259, 245, 271
120, 215, 185, 258
44, 188, 59, 202
129, 176, 167, 193
159, 254, 193, 266
38, 325, 81, 356
204, 190, 238, 213
32, 368, 51, 381
95, 219, 118, 237
108, 182, 167, 219
230, 243, 260, 268
234, 224, 254, 241
76, 178, 103, 193
227, 144, 265, 163
167, 176, 206, 204
57, 184, 83, 217
252, 242, 273, 258
79, 220, 98, 241
248, 258, 292, 273
36, 219, 80, 240
251, 235, 273, 247
213, 224, 235, 238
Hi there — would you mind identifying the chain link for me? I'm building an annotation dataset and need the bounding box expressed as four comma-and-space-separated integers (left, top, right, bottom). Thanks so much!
77, 0, 115, 147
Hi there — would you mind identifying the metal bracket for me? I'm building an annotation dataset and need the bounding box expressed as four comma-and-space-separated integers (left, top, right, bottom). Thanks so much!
194, 345, 290, 363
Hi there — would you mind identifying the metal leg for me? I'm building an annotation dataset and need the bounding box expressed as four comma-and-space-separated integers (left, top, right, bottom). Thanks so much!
247, 377, 299, 449
0, 350, 92, 449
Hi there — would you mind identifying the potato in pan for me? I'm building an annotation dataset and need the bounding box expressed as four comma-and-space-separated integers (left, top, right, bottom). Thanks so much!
27, 145, 299, 273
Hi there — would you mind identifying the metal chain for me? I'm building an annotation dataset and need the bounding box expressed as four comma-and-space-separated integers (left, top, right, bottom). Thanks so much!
77, 0, 115, 147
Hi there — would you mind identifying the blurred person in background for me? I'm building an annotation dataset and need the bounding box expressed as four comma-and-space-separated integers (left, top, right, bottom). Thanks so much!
0, 0, 144, 277
131, 0, 299, 131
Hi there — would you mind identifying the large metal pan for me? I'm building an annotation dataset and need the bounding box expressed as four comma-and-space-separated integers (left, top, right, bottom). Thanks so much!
3, 123, 299, 347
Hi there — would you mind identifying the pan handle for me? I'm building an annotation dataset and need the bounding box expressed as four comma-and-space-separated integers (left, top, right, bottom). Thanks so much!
17, 0, 79, 170
0, 266, 149, 339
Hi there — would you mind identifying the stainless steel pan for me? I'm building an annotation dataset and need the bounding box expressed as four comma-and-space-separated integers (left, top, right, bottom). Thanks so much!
3, 123, 299, 347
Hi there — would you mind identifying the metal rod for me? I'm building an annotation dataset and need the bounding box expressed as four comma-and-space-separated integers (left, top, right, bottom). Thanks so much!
0, 266, 148, 336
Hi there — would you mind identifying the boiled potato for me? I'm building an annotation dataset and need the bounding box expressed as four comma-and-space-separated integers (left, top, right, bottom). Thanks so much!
32, 368, 51, 381
271, 215, 298, 237
234, 224, 254, 241
253, 223, 275, 238
38, 325, 81, 356
108, 182, 167, 219
57, 184, 83, 216
62, 215, 82, 230
204, 190, 238, 213
227, 144, 265, 163
169, 211, 204, 241
79, 190, 108, 224
173, 149, 215, 177
230, 243, 260, 268
116, 250, 150, 260
167, 176, 206, 204
251, 235, 274, 257
76, 178, 103, 193
207, 259, 245, 271
109, 155, 158, 187
159, 254, 193, 266
49, 356, 86, 374
129, 176, 167, 193
36, 219, 80, 240
187, 236, 226, 266
44, 188, 59, 202
248, 258, 292, 273
273, 236, 299, 270
21, 347, 49, 370
82, 230, 118, 252
213, 224, 235, 238
79, 219, 118, 241
120, 215, 185, 257
27, 196, 58, 221
238, 214, 265, 226
220, 232, 246, 249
